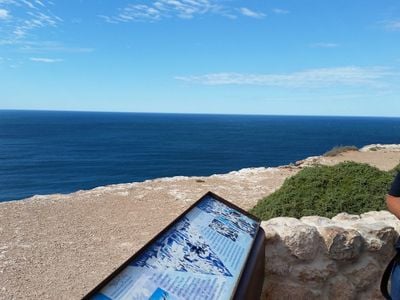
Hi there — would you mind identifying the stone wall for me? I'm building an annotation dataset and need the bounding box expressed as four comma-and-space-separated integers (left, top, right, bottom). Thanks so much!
260, 211, 400, 299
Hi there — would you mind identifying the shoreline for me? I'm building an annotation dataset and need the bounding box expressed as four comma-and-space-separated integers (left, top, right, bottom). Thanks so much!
6, 143, 400, 205
5, 166, 293, 209
1, 144, 400, 298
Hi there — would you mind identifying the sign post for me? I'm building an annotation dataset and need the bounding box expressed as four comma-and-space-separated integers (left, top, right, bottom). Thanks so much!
84, 192, 265, 300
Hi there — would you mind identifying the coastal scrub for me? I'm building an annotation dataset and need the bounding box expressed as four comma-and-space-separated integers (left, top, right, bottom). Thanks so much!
250, 162, 398, 220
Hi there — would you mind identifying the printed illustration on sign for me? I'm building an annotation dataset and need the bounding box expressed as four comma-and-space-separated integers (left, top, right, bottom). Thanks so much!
197, 197, 258, 238
209, 218, 239, 242
132, 217, 232, 277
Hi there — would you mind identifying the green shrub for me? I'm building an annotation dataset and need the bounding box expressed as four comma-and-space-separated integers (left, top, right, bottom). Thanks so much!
250, 162, 397, 220
390, 162, 400, 175
323, 145, 358, 157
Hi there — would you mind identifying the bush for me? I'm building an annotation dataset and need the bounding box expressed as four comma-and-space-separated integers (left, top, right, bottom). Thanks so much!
250, 162, 397, 220
323, 145, 358, 157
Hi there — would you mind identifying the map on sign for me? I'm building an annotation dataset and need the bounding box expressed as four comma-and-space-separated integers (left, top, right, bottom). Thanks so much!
91, 194, 260, 300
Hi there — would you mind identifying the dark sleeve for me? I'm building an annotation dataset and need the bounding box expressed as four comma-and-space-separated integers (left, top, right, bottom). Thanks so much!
389, 173, 400, 197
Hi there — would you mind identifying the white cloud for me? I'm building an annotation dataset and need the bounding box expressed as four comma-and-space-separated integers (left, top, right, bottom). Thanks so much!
102, 0, 223, 23
310, 42, 339, 48
272, 8, 289, 15
0, 8, 9, 19
20, 43, 94, 53
101, 1, 266, 23
0, 0, 61, 39
238, 7, 265, 19
21, 0, 35, 9
14, 11, 61, 38
381, 20, 400, 31
0, 39, 94, 54
0, 0, 17, 4
175, 67, 395, 88
35, 0, 45, 7
30, 57, 63, 63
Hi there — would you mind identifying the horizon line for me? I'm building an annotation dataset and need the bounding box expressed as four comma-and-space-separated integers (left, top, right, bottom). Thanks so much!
0, 108, 399, 119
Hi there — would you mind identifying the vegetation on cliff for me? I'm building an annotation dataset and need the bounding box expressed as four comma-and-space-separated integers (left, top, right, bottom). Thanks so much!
323, 145, 358, 157
250, 162, 399, 220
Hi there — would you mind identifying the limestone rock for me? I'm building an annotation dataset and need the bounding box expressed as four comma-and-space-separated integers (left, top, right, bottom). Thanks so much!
332, 212, 361, 222
260, 212, 400, 298
264, 217, 303, 228
352, 222, 397, 256
357, 284, 384, 300
318, 226, 363, 260
360, 144, 400, 152
264, 254, 292, 276
283, 224, 322, 260
301, 216, 335, 227
343, 257, 380, 290
264, 281, 321, 300
265, 218, 322, 261
327, 275, 356, 300
260, 222, 279, 242
361, 210, 400, 233
292, 259, 337, 283
360, 210, 399, 222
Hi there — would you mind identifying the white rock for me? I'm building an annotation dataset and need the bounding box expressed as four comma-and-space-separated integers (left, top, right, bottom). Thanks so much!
260, 211, 400, 298
332, 212, 361, 222
360, 144, 400, 152
352, 222, 397, 254
264, 217, 303, 228
301, 216, 335, 227
318, 226, 363, 260
283, 224, 322, 260
361, 211, 400, 233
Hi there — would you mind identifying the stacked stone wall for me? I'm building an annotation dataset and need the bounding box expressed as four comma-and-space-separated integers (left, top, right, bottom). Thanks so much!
260, 211, 400, 299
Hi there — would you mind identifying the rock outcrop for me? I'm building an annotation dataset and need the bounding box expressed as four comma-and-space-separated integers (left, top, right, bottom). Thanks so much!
261, 211, 400, 299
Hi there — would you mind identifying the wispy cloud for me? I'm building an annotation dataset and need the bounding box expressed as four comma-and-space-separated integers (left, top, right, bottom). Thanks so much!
238, 7, 265, 19
100, 1, 266, 23
30, 57, 63, 63
272, 8, 289, 15
0, 8, 10, 19
100, 0, 224, 23
175, 66, 396, 88
15, 40, 94, 53
0, 1, 93, 62
0, 0, 61, 40
310, 42, 339, 48
380, 20, 400, 31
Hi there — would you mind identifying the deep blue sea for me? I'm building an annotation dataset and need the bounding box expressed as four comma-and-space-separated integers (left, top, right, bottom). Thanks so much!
1, 110, 400, 202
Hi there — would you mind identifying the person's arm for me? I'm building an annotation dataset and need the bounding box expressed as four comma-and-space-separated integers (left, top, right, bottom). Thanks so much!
386, 173, 400, 219
386, 195, 400, 219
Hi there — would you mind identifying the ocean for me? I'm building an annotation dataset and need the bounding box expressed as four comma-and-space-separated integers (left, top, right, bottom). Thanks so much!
1, 110, 400, 202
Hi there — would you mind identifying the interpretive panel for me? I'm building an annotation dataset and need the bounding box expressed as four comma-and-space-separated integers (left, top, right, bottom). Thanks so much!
87, 192, 260, 300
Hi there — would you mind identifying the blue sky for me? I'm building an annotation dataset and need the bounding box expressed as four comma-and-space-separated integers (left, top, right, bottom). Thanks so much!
0, 0, 399, 116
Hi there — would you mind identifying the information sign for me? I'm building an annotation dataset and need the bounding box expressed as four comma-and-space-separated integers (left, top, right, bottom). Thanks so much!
85, 192, 261, 300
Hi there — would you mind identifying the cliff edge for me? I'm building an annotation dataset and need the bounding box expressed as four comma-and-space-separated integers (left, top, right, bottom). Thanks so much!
1, 144, 400, 299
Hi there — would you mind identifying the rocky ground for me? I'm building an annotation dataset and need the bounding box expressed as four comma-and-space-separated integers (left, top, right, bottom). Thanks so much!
1, 144, 400, 299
